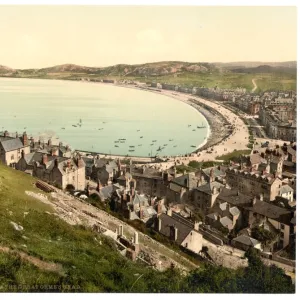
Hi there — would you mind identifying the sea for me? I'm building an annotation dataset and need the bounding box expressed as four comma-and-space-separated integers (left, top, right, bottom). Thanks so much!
0, 77, 209, 157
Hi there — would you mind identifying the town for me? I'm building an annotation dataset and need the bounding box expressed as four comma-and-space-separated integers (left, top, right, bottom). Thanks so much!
0, 82, 296, 279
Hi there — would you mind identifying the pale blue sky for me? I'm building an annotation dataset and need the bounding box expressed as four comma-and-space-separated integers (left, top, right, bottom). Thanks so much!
0, 5, 297, 68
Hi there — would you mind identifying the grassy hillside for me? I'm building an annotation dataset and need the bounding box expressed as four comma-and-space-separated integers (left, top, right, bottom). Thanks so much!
0, 61, 296, 92
0, 163, 295, 293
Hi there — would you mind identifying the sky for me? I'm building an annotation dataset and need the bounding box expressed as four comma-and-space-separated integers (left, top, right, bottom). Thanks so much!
0, 5, 297, 69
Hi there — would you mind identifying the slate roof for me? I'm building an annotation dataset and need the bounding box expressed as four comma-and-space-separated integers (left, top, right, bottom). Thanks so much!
169, 182, 182, 193
246, 201, 292, 225
133, 193, 149, 206
99, 185, 115, 199
233, 235, 261, 247
131, 167, 163, 179
280, 185, 293, 194
217, 188, 253, 206
0, 137, 25, 152
229, 206, 240, 216
195, 181, 224, 195
171, 173, 198, 189
287, 146, 296, 156
220, 216, 233, 228
158, 213, 193, 245
202, 166, 227, 178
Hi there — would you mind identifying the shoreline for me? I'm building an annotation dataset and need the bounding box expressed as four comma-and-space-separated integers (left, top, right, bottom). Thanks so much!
0, 76, 249, 164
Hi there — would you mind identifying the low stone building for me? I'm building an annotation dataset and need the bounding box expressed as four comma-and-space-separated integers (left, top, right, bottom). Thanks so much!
16, 151, 86, 190
154, 210, 203, 253
166, 172, 199, 204
0, 131, 30, 166
245, 198, 294, 249
231, 235, 262, 252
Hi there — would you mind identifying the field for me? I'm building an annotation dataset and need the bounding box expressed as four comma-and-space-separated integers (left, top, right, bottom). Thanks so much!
3, 68, 296, 93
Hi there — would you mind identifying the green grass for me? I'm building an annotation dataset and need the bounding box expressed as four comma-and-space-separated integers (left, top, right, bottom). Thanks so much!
2, 70, 296, 92
0, 163, 295, 293
0, 163, 161, 292
216, 150, 251, 161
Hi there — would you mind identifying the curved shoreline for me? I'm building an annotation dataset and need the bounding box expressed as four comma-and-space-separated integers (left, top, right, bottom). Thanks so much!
76, 82, 238, 162
0, 76, 249, 163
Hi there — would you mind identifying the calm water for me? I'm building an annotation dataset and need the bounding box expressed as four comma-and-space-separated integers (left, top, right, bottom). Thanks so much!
0, 78, 209, 156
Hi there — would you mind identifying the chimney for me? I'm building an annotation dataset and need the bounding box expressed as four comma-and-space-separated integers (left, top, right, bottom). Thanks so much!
48, 139, 52, 146
59, 142, 62, 148
252, 197, 257, 206
54, 158, 59, 167
22, 132, 28, 146
66, 145, 70, 151
118, 225, 123, 237
212, 186, 217, 195
174, 166, 177, 177
67, 160, 71, 168
260, 194, 264, 201
139, 207, 144, 219
130, 186, 135, 196
51, 147, 58, 156
194, 222, 200, 231
171, 225, 178, 241
157, 201, 162, 214
15, 132, 18, 138
21, 150, 25, 158
142, 165, 146, 174
134, 232, 139, 245
31, 137, 35, 146
86, 183, 90, 197
42, 154, 48, 165
157, 217, 162, 231
167, 209, 172, 217
183, 170, 186, 175
3, 130, 9, 137
96, 179, 100, 192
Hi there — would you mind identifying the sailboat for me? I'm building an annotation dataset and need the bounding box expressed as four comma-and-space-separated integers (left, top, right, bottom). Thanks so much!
197, 122, 206, 129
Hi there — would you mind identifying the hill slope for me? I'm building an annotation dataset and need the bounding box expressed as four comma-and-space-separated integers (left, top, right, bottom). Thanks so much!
0, 60, 297, 91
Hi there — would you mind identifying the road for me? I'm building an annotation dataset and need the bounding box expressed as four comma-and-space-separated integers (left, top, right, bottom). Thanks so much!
251, 78, 257, 93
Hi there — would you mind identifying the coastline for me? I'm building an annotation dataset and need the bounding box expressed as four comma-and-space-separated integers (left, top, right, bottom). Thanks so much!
0, 76, 250, 164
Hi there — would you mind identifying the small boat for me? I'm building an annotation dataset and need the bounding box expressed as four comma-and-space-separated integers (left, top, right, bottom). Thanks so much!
192, 129, 196, 131
191, 145, 197, 148
173, 145, 177, 147
169, 139, 173, 141
150, 144, 154, 146
140, 136, 143, 138
120, 141, 125, 143
163, 144, 168, 146
138, 144, 142, 146
129, 150, 135, 152
72, 125, 77, 127
115, 145, 119, 147
157, 146, 162, 151
152, 140, 157, 142
119, 138, 126, 140
129, 146, 135, 148
188, 125, 191, 127
103, 121, 106, 124
137, 130, 140, 132
114, 141, 119, 143
61, 127, 65, 130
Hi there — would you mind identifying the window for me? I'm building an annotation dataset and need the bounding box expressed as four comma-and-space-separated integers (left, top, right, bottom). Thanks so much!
280, 232, 284, 239
280, 224, 285, 230
11, 154, 14, 160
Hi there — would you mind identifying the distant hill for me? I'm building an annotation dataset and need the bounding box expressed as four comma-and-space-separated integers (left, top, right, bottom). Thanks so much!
215, 61, 297, 69
0, 60, 297, 92
0, 64, 15, 75
231, 64, 297, 75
